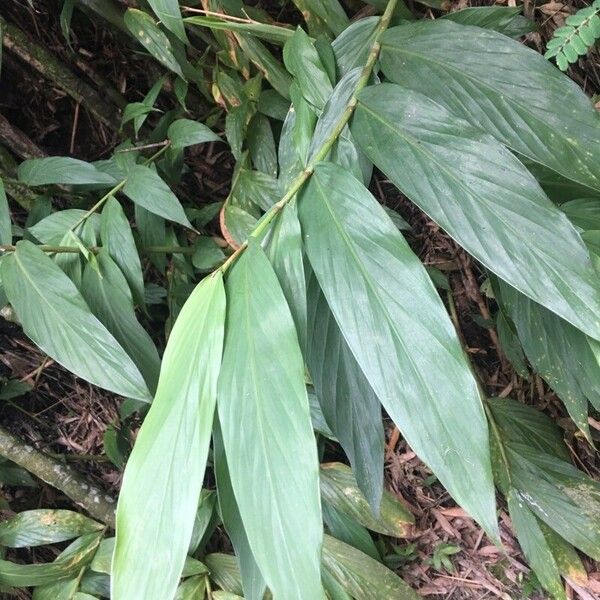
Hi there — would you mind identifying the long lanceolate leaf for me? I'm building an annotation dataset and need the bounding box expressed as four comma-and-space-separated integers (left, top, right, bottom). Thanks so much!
217, 240, 323, 600
1, 241, 151, 401
379, 21, 600, 193
299, 162, 498, 541
112, 273, 226, 600
306, 269, 385, 512
352, 84, 600, 341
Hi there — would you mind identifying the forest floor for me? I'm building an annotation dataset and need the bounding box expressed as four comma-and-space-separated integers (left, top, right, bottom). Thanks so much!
0, 0, 599, 598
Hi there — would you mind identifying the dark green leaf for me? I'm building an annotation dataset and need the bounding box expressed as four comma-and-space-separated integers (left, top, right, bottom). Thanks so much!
299, 162, 498, 540
185, 15, 294, 44
497, 281, 600, 437
113, 272, 225, 600
167, 119, 221, 149
442, 7, 535, 38
204, 554, 243, 596
306, 269, 384, 510
283, 27, 333, 111
217, 240, 323, 599
322, 535, 419, 599
379, 21, 600, 192
320, 463, 414, 537
2, 241, 151, 401
81, 251, 161, 395
147, 0, 188, 44
560, 198, 600, 231
332, 17, 378, 76
192, 237, 226, 271
18, 157, 117, 187
353, 83, 600, 341
124, 9, 184, 77
0, 510, 102, 548
507, 489, 566, 600
175, 576, 206, 600
0, 532, 101, 587
100, 197, 145, 307
28, 210, 100, 245
123, 165, 192, 228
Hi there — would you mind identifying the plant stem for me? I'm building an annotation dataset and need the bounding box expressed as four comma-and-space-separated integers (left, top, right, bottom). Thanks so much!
68, 143, 171, 232
0, 425, 116, 527
219, 0, 398, 273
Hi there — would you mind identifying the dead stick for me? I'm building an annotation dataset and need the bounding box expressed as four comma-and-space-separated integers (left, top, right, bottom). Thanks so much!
0, 113, 45, 160
0, 425, 116, 528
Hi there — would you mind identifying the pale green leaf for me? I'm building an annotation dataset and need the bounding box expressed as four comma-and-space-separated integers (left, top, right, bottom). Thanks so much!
217, 240, 323, 600
0, 179, 10, 245
18, 157, 117, 187
1, 241, 151, 401
113, 272, 225, 600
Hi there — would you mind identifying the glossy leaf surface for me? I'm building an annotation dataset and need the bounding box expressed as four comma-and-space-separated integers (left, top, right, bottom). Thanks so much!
217, 241, 323, 600
1, 241, 150, 401
113, 273, 226, 600
299, 162, 498, 540
353, 84, 600, 340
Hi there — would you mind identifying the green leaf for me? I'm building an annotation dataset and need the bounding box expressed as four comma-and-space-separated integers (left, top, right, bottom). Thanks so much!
0, 532, 102, 587
497, 281, 600, 437
320, 463, 413, 537
147, 0, 188, 44
167, 119, 221, 150
18, 157, 117, 187
442, 7, 536, 38
283, 27, 332, 111
507, 443, 600, 561
322, 535, 419, 599
0, 379, 32, 401
28, 210, 100, 245
247, 114, 278, 178
113, 272, 226, 600
204, 554, 244, 596
322, 501, 380, 560
332, 17, 378, 76
299, 162, 498, 540
379, 21, 600, 192
185, 15, 294, 45
2, 241, 151, 401
124, 9, 184, 77
217, 240, 323, 600
123, 165, 192, 228
353, 83, 600, 341
0, 179, 10, 245
235, 35, 292, 100
192, 237, 226, 271
0, 510, 102, 548
81, 251, 161, 395
507, 490, 566, 600
33, 577, 82, 600
214, 421, 266, 600
100, 197, 145, 307
487, 397, 570, 465
264, 202, 307, 353
306, 269, 384, 510
496, 310, 529, 378
560, 198, 600, 231
175, 576, 206, 600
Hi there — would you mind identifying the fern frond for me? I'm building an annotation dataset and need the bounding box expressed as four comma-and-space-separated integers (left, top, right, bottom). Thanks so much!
544, 0, 600, 70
